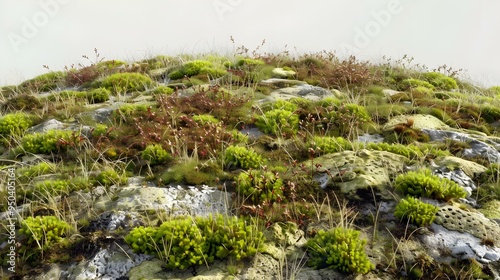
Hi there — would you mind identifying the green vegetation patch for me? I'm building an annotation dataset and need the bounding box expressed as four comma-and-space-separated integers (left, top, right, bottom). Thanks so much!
19, 130, 75, 154
395, 168, 467, 201
224, 145, 265, 169
101, 72, 155, 94
394, 196, 439, 227
236, 169, 284, 204
422, 72, 458, 90
125, 214, 264, 270
255, 109, 299, 136
307, 227, 373, 274
0, 113, 33, 137
20, 71, 67, 92
141, 144, 170, 165
20, 216, 70, 249
168, 60, 227, 80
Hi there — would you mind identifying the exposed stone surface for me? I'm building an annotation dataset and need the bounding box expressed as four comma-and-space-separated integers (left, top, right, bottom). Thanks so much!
383, 114, 450, 130
434, 205, 500, 247
433, 156, 487, 178
312, 149, 407, 200
422, 128, 500, 163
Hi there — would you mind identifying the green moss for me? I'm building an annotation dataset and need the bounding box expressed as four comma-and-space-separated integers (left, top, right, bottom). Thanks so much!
17, 161, 56, 179
236, 58, 265, 67
168, 60, 227, 80
20, 216, 70, 249
34, 179, 71, 196
422, 72, 458, 90
394, 196, 439, 226
236, 169, 284, 204
101, 72, 155, 94
367, 142, 422, 159
95, 168, 127, 186
159, 160, 221, 185
151, 85, 174, 95
20, 71, 66, 92
125, 214, 264, 270
255, 109, 299, 136
395, 169, 467, 201
479, 104, 500, 123
3, 94, 42, 111
309, 136, 353, 155
307, 227, 373, 274
141, 144, 170, 165
400, 78, 435, 90
87, 87, 110, 103
19, 130, 75, 154
224, 145, 265, 170
192, 114, 220, 125
0, 113, 32, 137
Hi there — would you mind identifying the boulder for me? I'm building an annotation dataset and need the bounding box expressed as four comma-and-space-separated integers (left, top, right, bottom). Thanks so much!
311, 149, 407, 200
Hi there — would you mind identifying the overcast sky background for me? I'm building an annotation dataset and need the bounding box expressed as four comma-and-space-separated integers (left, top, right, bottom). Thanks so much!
1, 0, 499, 88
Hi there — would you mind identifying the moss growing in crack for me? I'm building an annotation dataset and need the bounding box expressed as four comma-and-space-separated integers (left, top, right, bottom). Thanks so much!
101, 72, 155, 94
141, 144, 170, 165
224, 145, 264, 170
236, 169, 284, 204
306, 227, 374, 274
395, 169, 467, 201
394, 196, 439, 227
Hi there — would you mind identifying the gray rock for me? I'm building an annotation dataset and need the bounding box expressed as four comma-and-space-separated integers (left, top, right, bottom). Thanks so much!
27, 119, 65, 133
422, 128, 500, 163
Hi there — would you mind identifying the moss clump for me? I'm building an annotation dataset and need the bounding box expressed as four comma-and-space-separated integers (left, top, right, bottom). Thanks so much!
309, 136, 353, 155
422, 72, 458, 90
366, 142, 423, 159
400, 78, 435, 91
151, 85, 174, 95
101, 72, 155, 94
125, 215, 264, 270
236, 169, 284, 204
141, 144, 170, 165
159, 160, 220, 185
0, 113, 32, 137
236, 58, 265, 67
394, 196, 439, 226
168, 60, 227, 80
224, 145, 265, 169
3, 94, 42, 111
325, 103, 372, 137
307, 227, 373, 274
87, 87, 110, 103
255, 109, 299, 136
20, 71, 66, 92
17, 161, 56, 179
95, 168, 127, 187
19, 130, 75, 154
20, 216, 70, 249
192, 114, 220, 125
395, 169, 467, 201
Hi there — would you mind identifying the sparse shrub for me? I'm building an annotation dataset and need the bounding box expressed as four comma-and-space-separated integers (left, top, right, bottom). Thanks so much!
422, 72, 458, 90
141, 144, 170, 165
125, 214, 264, 270
255, 109, 299, 136
236, 169, 284, 204
101, 72, 155, 94
20, 71, 66, 92
20, 216, 70, 249
307, 227, 373, 274
192, 114, 219, 125
95, 168, 126, 186
3, 94, 42, 111
224, 145, 264, 169
86, 87, 110, 103
0, 113, 32, 136
395, 169, 467, 201
394, 196, 439, 227
310, 136, 353, 155
19, 130, 75, 154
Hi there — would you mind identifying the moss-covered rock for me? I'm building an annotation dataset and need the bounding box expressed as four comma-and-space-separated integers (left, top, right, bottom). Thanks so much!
311, 149, 407, 200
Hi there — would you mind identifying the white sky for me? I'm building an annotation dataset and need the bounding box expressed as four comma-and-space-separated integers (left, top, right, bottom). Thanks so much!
1, 0, 499, 87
